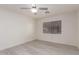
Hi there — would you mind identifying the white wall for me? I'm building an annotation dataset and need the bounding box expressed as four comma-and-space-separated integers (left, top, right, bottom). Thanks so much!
36, 12, 77, 46
77, 11, 79, 48
0, 8, 35, 50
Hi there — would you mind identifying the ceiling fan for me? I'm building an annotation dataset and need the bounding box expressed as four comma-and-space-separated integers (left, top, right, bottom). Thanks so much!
20, 4, 50, 15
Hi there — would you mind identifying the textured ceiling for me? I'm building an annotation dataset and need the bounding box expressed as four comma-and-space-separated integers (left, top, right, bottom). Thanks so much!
0, 4, 79, 19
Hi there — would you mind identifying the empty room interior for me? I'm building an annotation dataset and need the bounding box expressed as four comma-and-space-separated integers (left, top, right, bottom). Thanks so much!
0, 4, 79, 55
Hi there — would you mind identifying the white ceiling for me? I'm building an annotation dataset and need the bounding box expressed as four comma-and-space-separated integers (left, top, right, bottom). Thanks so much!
0, 4, 79, 19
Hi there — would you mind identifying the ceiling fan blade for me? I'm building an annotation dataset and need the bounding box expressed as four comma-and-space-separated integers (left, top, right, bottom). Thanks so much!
45, 11, 50, 14
39, 7, 48, 10
20, 7, 31, 9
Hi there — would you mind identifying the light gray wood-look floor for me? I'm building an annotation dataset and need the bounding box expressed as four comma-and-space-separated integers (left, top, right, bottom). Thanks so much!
0, 40, 79, 55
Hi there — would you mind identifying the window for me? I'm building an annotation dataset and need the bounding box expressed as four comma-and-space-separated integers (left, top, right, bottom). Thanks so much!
43, 20, 61, 34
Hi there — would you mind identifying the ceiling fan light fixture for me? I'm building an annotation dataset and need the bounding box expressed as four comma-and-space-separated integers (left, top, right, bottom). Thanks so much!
31, 7, 37, 13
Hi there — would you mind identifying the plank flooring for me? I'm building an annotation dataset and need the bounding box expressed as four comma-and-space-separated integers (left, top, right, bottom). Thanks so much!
0, 40, 79, 55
